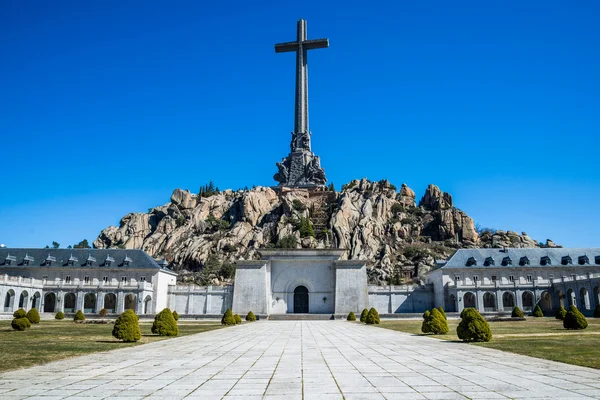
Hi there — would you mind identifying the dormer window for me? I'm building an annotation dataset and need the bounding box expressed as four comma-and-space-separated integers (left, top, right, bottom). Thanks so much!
45, 254, 56, 267
4, 254, 16, 265
519, 256, 530, 266
596, 256, 600, 265
23, 254, 34, 266
67, 254, 78, 266
122, 254, 132, 267
561, 256, 572, 265
466, 257, 477, 267
578, 255, 589, 265
86, 254, 97, 266
484, 257, 495, 266
502, 256, 512, 266
540, 256, 551, 266
104, 254, 115, 267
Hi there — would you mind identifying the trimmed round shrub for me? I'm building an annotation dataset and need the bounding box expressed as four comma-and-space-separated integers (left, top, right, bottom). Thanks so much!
457, 308, 492, 342
74, 310, 85, 321
532, 305, 544, 318
234, 314, 242, 324
360, 308, 369, 323
99, 308, 108, 318
246, 311, 256, 321
11, 317, 31, 331
563, 305, 588, 330
112, 309, 141, 342
555, 305, 567, 320
366, 308, 380, 325
422, 309, 449, 335
594, 304, 600, 318
511, 306, 525, 318
26, 308, 40, 324
347, 312, 356, 321
55, 311, 65, 320
172, 311, 179, 321
221, 309, 236, 326
437, 307, 447, 320
152, 308, 179, 336
13, 309, 26, 318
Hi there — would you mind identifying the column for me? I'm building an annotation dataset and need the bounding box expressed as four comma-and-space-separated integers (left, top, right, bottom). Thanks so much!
96, 291, 104, 313
205, 286, 212, 314
116, 291, 125, 313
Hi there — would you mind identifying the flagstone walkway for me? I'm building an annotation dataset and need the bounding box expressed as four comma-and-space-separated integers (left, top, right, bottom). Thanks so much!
1, 321, 599, 399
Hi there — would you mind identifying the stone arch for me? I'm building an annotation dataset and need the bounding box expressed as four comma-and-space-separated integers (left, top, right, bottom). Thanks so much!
522, 291, 534, 311
19, 290, 29, 309
540, 290, 553, 311
447, 294, 457, 313
64, 293, 76, 312
143, 295, 152, 314
463, 292, 476, 309
32, 291, 41, 309
84, 293, 96, 313
502, 292, 515, 311
579, 287, 590, 310
4, 289, 15, 312
293, 286, 309, 313
104, 293, 117, 313
483, 292, 496, 312
44, 293, 56, 313
566, 288, 576, 308
124, 294, 136, 311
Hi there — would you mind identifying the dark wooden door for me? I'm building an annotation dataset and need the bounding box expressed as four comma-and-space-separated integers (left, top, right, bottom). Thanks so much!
293, 286, 309, 313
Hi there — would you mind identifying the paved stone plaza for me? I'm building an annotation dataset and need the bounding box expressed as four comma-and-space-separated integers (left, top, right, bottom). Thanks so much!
1, 321, 599, 399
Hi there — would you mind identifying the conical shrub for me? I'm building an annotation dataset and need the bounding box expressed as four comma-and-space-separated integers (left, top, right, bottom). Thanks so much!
99, 308, 108, 317
360, 308, 369, 323
366, 308, 380, 325
437, 307, 447, 320
152, 308, 179, 336
11, 317, 31, 331
563, 305, 588, 330
421, 310, 432, 334
26, 308, 40, 324
74, 310, 85, 321
172, 311, 179, 321
422, 309, 449, 335
13, 309, 26, 318
594, 304, 600, 318
347, 312, 356, 321
511, 306, 525, 318
555, 305, 567, 320
234, 314, 242, 324
55, 311, 65, 320
532, 305, 544, 317
245, 311, 256, 321
112, 309, 141, 342
221, 309, 236, 326
457, 308, 492, 342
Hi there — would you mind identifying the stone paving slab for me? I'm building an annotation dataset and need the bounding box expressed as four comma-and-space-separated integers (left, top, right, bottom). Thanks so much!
1, 321, 600, 399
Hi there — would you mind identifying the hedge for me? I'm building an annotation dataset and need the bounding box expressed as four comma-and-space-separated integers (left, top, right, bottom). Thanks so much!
221, 309, 236, 326
360, 308, 369, 323
112, 309, 141, 342
555, 305, 567, 320
246, 311, 257, 321
457, 308, 492, 342
26, 308, 40, 324
366, 308, 380, 325
11, 317, 31, 331
13, 309, 26, 318
532, 305, 544, 318
511, 306, 525, 318
563, 305, 588, 330
347, 312, 356, 321
152, 308, 179, 336
74, 310, 86, 321
55, 311, 65, 320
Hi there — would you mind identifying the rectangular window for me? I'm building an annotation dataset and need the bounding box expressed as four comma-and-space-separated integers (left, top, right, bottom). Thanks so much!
548, 274, 554, 280
571, 274, 576, 281
454, 275, 460, 282
103, 276, 108, 283
473, 275, 479, 282
139, 276, 146, 282
84, 276, 90, 284
121, 276, 127, 283
491, 275, 497, 282
508, 275, 514, 283
65, 275, 71, 283
526, 274, 532, 283
42, 275, 48, 280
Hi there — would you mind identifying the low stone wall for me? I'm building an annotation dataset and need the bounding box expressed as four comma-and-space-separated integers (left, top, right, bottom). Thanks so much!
368, 284, 434, 314
167, 285, 233, 315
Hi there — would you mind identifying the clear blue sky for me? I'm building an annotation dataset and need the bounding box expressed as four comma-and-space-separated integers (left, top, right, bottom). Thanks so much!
1, 1, 598, 249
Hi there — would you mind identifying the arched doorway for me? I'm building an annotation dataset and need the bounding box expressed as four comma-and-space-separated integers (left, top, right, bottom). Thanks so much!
522, 291, 534, 311
447, 295, 457, 312
502, 292, 515, 311
124, 294, 136, 311
463, 292, 476, 309
293, 286, 309, 313
144, 296, 152, 314
19, 291, 29, 309
579, 288, 590, 310
44, 293, 56, 312
566, 289, 576, 308
540, 291, 553, 311
594, 287, 600, 309
32, 292, 41, 309
104, 293, 116, 313
64, 293, 76, 312
483, 292, 496, 312
4, 290, 15, 312
84, 293, 96, 313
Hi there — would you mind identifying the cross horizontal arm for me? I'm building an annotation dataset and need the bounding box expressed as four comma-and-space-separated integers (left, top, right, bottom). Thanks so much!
302, 38, 329, 50
275, 41, 300, 53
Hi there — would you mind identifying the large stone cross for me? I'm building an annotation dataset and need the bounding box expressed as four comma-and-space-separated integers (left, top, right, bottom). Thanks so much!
275, 19, 328, 151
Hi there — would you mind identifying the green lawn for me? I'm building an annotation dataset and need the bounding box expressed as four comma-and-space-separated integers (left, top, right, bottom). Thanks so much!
377, 317, 600, 369
0, 319, 224, 373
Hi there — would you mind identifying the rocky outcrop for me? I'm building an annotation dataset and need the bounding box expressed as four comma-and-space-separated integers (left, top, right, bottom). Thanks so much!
94, 179, 554, 285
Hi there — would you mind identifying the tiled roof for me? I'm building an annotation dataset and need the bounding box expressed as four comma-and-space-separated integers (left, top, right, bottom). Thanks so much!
442, 248, 600, 269
0, 248, 164, 270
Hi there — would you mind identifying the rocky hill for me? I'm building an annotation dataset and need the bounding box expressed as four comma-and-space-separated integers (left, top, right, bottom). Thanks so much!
94, 179, 557, 285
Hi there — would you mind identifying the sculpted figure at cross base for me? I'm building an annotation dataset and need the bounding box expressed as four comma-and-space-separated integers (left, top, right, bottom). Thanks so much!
273, 19, 328, 187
